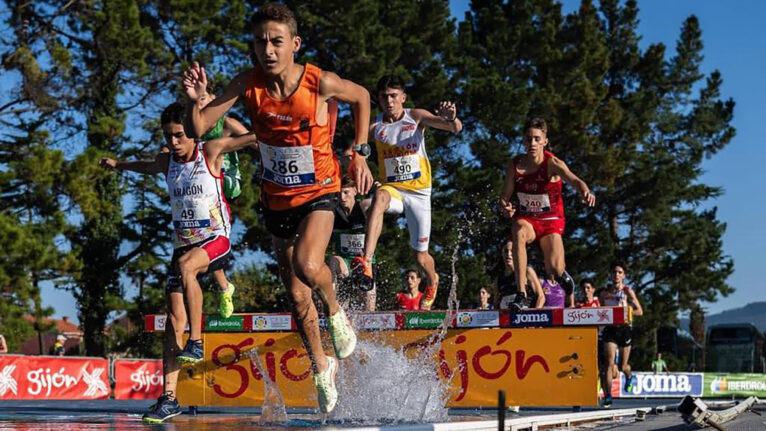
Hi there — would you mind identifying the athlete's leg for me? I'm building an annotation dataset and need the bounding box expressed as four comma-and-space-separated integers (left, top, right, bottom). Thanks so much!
163, 291, 186, 399
177, 248, 211, 342
294, 210, 339, 316
620, 345, 632, 379
327, 255, 350, 279
273, 235, 327, 373
415, 251, 438, 287
364, 283, 376, 311
214, 269, 229, 292
603, 341, 618, 403
362, 188, 392, 259
511, 219, 536, 296
538, 233, 576, 295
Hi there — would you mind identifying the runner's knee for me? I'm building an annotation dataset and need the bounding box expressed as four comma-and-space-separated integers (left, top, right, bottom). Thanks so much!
294, 258, 323, 288
372, 189, 391, 211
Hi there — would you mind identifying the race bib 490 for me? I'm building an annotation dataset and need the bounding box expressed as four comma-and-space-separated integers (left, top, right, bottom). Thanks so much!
384, 154, 421, 183
260, 143, 315, 187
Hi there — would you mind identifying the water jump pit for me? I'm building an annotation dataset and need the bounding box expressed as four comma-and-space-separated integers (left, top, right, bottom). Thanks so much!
140, 307, 631, 426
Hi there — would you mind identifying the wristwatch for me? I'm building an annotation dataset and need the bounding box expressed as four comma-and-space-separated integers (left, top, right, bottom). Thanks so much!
353, 143, 371, 157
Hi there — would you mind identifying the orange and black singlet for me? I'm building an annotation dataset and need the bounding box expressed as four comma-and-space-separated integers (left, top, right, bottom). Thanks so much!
243, 63, 339, 211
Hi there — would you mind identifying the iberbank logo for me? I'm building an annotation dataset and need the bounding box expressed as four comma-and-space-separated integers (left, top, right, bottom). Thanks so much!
406, 312, 446, 329
205, 316, 243, 331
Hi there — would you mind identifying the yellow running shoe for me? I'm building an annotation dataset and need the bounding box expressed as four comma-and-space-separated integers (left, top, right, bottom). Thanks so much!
327, 307, 357, 359
314, 356, 338, 414
219, 282, 235, 318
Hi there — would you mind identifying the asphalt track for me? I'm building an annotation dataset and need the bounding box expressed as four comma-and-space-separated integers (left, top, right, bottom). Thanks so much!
0, 399, 762, 430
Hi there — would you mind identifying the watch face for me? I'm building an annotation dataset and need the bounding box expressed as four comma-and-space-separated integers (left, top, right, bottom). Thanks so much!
356, 143, 371, 157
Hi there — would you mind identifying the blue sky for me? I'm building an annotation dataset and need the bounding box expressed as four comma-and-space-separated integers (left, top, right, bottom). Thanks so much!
40, 0, 765, 322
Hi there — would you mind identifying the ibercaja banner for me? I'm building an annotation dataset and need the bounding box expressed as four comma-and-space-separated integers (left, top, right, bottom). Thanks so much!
0, 355, 109, 400
113, 359, 163, 400
176, 328, 598, 408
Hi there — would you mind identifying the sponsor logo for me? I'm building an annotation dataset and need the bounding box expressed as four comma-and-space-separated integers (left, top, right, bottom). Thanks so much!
351, 313, 396, 330
205, 316, 243, 331
26, 366, 108, 397
417, 237, 429, 243
130, 364, 163, 393
406, 312, 447, 329
154, 316, 166, 331
563, 308, 613, 325
401, 124, 416, 132
457, 311, 500, 328
509, 310, 553, 327
265, 112, 293, 122
710, 377, 766, 394
252, 315, 292, 331
622, 373, 703, 397
173, 184, 204, 197
0, 365, 18, 396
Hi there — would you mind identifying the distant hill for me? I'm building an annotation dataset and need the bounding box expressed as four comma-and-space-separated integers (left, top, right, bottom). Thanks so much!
680, 302, 766, 333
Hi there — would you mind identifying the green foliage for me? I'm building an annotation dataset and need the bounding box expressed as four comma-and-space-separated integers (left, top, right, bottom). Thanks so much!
0, 0, 735, 361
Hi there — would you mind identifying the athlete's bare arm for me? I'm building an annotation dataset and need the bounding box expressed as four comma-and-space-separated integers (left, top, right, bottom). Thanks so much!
410, 101, 462, 134
499, 159, 516, 218
548, 156, 596, 207
183, 62, 249, 138
626, 287, 643, 316
99, 153, 169, 175
204, 133, 259, 163
223, 116, 249, 137
319, 70, 373, 194
527, 266, 546, 308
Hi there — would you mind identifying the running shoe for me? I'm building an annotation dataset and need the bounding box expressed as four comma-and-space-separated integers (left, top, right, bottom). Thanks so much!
623, 374, 634, 393
142, 395, 182, 423
420, 285, 437, 310
327, 307, 357, 359
350, 256, 374, 291
314, 356, 338, 414
602, 395, 613, 408
218, 282, 236, 318
177, 339, 203, 364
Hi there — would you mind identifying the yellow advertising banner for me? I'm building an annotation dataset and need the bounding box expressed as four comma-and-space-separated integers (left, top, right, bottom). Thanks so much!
177, 328, 597, 408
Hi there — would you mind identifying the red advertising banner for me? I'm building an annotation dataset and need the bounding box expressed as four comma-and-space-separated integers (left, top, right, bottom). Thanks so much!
0, 355, 109, 400
113, 359, 163, 400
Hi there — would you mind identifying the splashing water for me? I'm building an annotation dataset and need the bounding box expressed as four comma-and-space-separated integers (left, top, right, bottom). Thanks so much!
247, 347, 288, 424
330, 338, 450, 424
329, 231, 466, 425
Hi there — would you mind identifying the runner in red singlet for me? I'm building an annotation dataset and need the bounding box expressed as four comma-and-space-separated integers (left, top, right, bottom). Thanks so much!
499, 118, 595, 303
182, 3, 373, 414
396, 269, 424, 310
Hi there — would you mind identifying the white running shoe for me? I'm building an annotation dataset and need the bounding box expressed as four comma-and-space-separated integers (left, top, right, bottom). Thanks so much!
327, 307, 357, 359
314, 356, 338, 414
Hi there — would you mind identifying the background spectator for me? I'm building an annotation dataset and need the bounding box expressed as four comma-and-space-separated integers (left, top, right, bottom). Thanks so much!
651, 352, 669, 374
396, 269, 423, 310
51, 334, 66, 356
476, 286, 493, 310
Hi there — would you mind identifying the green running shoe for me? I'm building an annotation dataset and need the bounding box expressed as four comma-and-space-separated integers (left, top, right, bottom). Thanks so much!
219, 282, 235, 318
314, 356, 338, 414
327, 307, 356, 359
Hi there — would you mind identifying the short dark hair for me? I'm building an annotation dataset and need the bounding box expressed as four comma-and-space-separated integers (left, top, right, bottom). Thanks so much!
341, 176, 356, 189
405, 269, 421, 279
250, 3, 298, 37
580, 278, 593, 288
161, 102, 186, 126
524, 117, 548, 135
376, 74, 406, 94
611, 261, 627, 273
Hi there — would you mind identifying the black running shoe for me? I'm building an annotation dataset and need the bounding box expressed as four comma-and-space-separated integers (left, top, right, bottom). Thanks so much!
142, 395, 182, 423
177, 339, 203, 364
